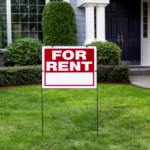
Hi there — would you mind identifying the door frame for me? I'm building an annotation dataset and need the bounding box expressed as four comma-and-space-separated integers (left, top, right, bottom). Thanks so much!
141, 0, 150, 66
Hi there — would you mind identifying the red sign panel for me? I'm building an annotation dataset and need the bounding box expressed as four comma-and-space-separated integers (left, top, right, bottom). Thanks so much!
42, 46, 97, 89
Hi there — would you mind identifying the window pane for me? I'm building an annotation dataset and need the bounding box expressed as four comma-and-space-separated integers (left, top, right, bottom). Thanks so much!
38, 0, 45, 5
144, 10, 147, 16
0, 5, 6, 13
12, 32, 21, 40
12, 14, 19, 22
29, 6, 37, 13
20, 0, 28, 5
143, 24, 147, 30
20, 6, 29, 13
0, 31, 7, 45
0, 23, 7, 31
38, 6, 44, 13
38, 23, 42, 31
0, 40, 7, 48
0, 14, 7, 22
12, 23, 21, 31
11, 5, 19, 13
144, 31, 147, 38
11, 0, 19, 4
30, 32, 38, 38
38, 32, 43, 39
38, 14, 42, 22
0, 31, 7, 39
30, 23, 37, 31
143, 2, 147, 9
29, 0, 37, 5
143, 17, 147, 23
0, 1, 6, 5
21, 23, 29, 31
20, 14, 28, 22
0, 1, 7, 48
21, 32, 29, 38
29, 14, 37, 22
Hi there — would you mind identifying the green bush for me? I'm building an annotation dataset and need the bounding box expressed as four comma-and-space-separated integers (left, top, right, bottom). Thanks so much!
42, 1, 77, 45
97, 65, 129, 82
89, 41, 122, 65
0, 65, 41, 87
3, 38, 43, 66
0, 65, 129, 87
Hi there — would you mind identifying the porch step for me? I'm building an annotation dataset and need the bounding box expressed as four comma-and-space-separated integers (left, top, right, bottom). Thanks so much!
129, 67, 150, 76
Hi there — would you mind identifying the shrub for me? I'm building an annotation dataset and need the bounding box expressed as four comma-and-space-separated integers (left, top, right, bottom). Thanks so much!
89, 41, 122, 65
3, 38, 43, 66
97, 65, 129, 82
0, 65, 41, 87
0, 65, 129, 87
42, 2, 77, 45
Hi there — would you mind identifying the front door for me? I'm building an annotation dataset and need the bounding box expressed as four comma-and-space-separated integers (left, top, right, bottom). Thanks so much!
105, 0, 141, 61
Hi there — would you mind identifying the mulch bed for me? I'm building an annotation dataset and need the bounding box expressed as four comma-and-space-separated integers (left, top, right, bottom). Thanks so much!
0, 81, 130, 90
98, 81, 130, 85
0, 84, 42, 90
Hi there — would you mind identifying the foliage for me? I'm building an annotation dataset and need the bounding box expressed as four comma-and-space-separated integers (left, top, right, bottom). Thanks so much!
0, 65, 129, 87
42, 1, 77, 45
97, 65, 129, 82
89, 41, 122, 65
3, 38, 43, 66
0, 65, 41, 86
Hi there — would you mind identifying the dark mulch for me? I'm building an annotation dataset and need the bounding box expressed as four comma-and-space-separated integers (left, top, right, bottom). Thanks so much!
0, 81, 130, 90
98, 81, 130, 85
0, 84, 42, 90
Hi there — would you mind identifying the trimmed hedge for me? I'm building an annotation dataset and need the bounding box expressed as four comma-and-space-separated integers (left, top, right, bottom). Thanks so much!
0, 65, 41, 87
97, 65, 129, 82
0, 65, 129, 87
42, 1, 77, 45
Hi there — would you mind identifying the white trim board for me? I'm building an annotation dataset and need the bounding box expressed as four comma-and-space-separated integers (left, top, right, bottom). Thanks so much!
141, 0, 150, 65
48, 0, 70, 3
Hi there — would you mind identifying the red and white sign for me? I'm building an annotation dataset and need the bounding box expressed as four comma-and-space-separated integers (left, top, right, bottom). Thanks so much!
42, 46, 97, 89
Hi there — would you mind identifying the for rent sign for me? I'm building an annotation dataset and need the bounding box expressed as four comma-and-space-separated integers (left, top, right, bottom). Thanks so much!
42, 46, 97, 89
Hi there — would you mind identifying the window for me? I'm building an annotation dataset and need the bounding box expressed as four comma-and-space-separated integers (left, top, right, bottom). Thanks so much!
11, 0, 45, 42
94, 7, 96, 38
0, 1, 7, 48
143, 2, 148, 38
0, 0, 66, 49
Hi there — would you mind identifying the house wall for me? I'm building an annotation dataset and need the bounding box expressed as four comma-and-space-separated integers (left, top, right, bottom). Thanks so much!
70, 0, 86, 45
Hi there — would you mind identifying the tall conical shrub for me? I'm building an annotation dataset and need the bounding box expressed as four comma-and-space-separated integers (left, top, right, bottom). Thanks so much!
42, 2, 77, 45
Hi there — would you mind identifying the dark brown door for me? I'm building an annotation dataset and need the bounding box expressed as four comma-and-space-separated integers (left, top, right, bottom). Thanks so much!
105, 0, 141, 61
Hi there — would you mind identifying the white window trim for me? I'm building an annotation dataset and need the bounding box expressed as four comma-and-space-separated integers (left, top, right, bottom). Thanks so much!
7, 0, 12, 46
47, 0, 70, 4
63, 0, 70, 2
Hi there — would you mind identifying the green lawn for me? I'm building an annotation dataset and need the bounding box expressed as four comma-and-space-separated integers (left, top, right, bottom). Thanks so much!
0, 84, 150, 150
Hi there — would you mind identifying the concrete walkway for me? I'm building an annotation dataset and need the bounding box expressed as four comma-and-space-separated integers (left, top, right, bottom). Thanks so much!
129, 76, 150, 89
129, 67, 150, 89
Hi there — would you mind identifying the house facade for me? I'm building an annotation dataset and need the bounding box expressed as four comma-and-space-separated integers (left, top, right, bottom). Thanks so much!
0, 0, 150, 66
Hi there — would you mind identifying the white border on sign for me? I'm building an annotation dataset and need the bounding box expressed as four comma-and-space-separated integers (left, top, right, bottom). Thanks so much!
42, 46, 97, 89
